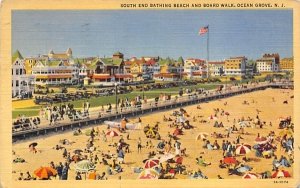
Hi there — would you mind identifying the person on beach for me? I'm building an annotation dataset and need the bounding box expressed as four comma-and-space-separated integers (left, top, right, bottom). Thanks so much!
75, 172, 82, 180
61, 162, 69, 180
56, 162, 63, 180
137, 137, 142, 153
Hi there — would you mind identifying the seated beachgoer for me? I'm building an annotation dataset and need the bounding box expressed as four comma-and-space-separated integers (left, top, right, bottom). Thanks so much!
196, 156, 211, 167
219, 160, 227, 168
106, 165, 113, 175
279, 155, 291, 167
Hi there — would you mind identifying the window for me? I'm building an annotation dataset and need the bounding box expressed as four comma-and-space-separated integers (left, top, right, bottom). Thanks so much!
16, 69, 19, 75
16, 80, 19, 87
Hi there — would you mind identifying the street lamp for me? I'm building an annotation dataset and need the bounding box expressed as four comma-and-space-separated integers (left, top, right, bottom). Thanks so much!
114, 82, 118, 113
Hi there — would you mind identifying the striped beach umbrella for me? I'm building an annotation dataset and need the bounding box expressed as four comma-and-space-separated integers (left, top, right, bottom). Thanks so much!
75, 160, 95, 173
272, 170, 291, 178
138, 169, 159, 179
242, 172, 259, 179
34, 166, 57, 179
236, 144, 251, 155
144, 159, 160, 169
106, 129, 119, 137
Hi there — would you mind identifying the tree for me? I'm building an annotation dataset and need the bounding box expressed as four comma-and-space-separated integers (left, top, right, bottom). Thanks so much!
177, 56, 184, 66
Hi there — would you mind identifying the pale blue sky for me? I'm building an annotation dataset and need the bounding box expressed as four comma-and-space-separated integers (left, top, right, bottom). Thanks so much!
12, 10, 293, 60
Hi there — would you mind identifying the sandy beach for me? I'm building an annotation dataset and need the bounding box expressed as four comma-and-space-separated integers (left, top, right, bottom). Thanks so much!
12, 88, 294, 180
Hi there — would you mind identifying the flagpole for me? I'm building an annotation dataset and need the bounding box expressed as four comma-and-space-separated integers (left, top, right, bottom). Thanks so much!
207, 25, 209, 79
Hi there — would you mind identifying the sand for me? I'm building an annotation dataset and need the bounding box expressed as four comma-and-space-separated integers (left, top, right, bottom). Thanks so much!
12, 88, 294, 180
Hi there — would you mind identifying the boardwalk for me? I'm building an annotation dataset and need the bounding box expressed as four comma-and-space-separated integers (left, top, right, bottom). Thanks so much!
12, 82, 293, 141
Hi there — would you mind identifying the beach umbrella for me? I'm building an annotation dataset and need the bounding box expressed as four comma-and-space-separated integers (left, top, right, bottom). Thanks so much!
223, 157, 238, 165
173, 128, 182, 136
34, 166, 57, 179
72, 154, 83, 163
255, 137, 268, 145
73, 149, 83, 154
235, 144, 251, 155
271, 170, 291, 178
175, 156, 183, 164
238, 121, 248, 128
106, 129, 119, 137
75, 160, 95, 173
159, 153, 175, 163
29, 142, 38, 148
144, 159, 160, 169
138, 169, 159, 179
243, 172, 259, 179
195, 132, 209, 140
144, 127, 158, 138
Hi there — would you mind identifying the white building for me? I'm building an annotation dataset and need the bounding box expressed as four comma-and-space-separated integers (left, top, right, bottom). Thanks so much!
208, 61, 225, 76
32, 60, 79, 85
184, 58, 207, 79
256, 57, 279, 72
12, 58, 35, 98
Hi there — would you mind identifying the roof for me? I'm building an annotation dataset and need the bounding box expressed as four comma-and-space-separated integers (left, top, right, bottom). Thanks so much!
47, 60, 70, 67
100, 58, 123, 66
124, 61, 132, 66
145, 59, 157, 66
113, 51, 124, 56
12, 50, 24, 62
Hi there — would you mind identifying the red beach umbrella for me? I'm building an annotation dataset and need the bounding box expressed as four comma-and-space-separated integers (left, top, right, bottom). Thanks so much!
272, 170, 291, 178
242, 172, 259, 179
223, 157, 238, 165
235, 144, 251, 155
144, 159, 160, 169
255, 137, 268, 144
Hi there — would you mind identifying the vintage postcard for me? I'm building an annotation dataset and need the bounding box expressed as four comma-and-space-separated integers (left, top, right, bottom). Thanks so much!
0, 0, 299, 187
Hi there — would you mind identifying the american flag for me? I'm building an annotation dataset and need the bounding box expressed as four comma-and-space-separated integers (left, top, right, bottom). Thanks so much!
199, 26, 209, 35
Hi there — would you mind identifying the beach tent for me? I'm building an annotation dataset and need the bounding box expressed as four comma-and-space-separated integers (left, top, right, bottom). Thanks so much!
138, 169, 159, 179
34, 166, 57, 180
144, 159, 160, 169
242, 172, 259, 179
235, 144, 251, 155
195, 132, 209, 140
271, 169, 291, 178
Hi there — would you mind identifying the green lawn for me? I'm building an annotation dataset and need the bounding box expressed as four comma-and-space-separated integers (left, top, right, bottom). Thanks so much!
12, 83, 219, 118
